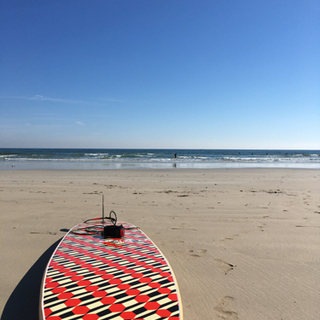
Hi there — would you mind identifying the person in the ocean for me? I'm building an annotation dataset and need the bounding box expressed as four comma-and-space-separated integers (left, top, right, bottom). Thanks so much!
173, 153, 177, 158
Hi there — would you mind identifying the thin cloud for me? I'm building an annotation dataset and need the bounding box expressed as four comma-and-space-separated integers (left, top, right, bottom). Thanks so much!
1, 95, 137, 106
1, 95, 95, 105
28, 95, 91, 105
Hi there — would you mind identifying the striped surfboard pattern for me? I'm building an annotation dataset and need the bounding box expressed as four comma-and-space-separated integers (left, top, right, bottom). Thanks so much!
40, 222, 182, 320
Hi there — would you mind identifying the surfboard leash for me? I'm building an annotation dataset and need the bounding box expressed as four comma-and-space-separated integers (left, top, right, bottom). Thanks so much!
71, 195, 139, 238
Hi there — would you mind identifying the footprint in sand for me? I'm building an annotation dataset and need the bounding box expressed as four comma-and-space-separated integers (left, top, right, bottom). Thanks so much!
188, 248, 207, 258
171, 226, 198, 231
30, 231, 57, 235
221, 234, 239, 241
214, 259, 236, 275
214, 296, 238, 320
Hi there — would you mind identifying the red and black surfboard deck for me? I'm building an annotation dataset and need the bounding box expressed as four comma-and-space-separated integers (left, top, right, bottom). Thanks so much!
40, 220, 182, 320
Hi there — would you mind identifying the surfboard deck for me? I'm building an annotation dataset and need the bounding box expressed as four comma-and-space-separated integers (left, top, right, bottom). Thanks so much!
40, 219, 182, 320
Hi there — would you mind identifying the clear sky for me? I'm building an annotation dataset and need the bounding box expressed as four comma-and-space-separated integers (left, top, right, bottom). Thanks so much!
1, 0, 319, 149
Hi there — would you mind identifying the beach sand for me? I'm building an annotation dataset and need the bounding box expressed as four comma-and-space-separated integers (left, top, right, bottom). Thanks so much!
1, 169, 319, 320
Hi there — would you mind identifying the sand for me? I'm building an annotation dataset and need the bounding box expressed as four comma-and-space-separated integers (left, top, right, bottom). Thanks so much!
1, 168, 319, 320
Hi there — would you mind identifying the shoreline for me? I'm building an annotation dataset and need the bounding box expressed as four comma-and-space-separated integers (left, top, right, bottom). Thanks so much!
1, 168, 320, 319
1, 148, 319, 171
1, 161, 320, 170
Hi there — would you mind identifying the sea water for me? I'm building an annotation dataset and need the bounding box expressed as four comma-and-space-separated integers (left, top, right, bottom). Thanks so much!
0, 148, 319, 170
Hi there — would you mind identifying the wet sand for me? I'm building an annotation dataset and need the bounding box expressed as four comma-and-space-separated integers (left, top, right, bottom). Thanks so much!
1, 169, 319, 319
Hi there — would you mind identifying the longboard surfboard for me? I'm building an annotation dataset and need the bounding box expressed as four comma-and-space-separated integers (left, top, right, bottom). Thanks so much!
40, 216, 182, 320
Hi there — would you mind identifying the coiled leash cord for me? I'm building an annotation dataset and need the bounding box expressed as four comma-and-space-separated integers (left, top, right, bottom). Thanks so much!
70, 195, 138, 238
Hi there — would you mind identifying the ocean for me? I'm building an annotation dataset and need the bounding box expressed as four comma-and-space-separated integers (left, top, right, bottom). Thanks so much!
0, 148, 319, 170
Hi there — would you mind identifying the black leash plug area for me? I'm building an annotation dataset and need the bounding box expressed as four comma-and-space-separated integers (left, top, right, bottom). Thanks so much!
103, 224, 125, 239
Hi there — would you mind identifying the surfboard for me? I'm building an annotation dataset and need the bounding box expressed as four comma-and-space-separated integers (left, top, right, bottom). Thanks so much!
40, 213, 182, 320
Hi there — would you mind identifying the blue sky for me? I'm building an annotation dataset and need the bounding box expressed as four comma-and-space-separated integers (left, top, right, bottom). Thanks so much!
1, 0, 319, 149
